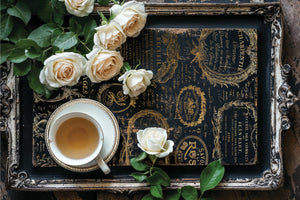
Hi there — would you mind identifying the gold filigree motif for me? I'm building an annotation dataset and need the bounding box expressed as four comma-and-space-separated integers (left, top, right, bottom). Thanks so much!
33, 87, 84, 103
191, 29, 257, 87
97, 83, 136, 113
176, 85, 206, 127
212, 100, 257, 164
156, 32, 182, 83
175, 135, 209, 165
120, 110, 169, 164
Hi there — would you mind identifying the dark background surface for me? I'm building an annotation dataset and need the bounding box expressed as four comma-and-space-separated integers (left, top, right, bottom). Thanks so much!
1, 0, 299, 199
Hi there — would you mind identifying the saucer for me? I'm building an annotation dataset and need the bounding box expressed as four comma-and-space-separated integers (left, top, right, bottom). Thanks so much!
45, 98, 120, 172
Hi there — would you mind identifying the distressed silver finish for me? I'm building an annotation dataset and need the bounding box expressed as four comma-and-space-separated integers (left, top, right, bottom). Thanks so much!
2, 3, 297, 191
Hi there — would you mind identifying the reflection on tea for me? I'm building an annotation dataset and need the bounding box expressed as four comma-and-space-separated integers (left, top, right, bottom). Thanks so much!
56, 117, 99, 159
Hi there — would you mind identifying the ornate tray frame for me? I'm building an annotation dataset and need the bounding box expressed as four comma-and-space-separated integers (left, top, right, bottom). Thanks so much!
2, 3, 298, 191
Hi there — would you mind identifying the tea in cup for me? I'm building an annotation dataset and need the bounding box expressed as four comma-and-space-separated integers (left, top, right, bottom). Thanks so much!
47, 112, 110, 174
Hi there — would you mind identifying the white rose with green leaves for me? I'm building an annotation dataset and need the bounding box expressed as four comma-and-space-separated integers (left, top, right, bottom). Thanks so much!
85, 48, 123, 82
136, 127, 174, 158
110, 1, 147, 37
118, 69, 153, 97
59, 0, 94, 17
39, 52, 86, 88
94, 21, 127, 50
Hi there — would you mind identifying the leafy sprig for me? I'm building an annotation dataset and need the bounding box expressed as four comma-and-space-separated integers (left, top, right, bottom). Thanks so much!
131, 153, 225, 200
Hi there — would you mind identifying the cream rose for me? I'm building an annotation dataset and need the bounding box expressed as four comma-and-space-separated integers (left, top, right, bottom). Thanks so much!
110, 1, 147, 37
118, 69, 153, 97
39, 52, 86, 88
59, 0, 94, 17
85, 48, 123, 82
137, 128, 174, 158
94, 21, 126, 50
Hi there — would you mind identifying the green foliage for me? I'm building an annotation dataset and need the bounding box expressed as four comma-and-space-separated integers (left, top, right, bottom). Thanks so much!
0, 43, 14, 64
52, 32, 78, 50
13, 60, 31, 76
200, 160, 225, 195
0, 14, 14, 39
27, 65, 52, 98
181, 186, 198, 200
150, 185, 163, 198
130, 157, 150, 172
166, 189, 181, 200
142, 193, 158, 200
28, 23, 60, 47
130, 172, 147, 182
7, 1, 31, 24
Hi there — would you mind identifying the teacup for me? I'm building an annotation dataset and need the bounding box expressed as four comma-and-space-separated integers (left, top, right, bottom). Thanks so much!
47, 111, 110, 174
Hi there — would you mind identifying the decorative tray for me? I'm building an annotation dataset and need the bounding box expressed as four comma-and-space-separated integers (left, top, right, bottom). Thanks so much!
2, 1, 298, 191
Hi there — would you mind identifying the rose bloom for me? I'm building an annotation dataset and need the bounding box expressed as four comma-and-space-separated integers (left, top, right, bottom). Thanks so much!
110, 1, 147, 37
39, 52, 86, 89
137, 127, 174, 158
118, 69, 153, 97
59, 0, 94, 17
94, 21, 126, 50
85, 48, 123, 83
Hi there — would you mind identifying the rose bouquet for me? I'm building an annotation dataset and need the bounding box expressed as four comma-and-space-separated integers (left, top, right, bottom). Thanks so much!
1, 0, 150, 98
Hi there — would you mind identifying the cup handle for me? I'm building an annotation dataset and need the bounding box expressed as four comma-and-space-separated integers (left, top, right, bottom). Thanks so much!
96, 155, 111, 175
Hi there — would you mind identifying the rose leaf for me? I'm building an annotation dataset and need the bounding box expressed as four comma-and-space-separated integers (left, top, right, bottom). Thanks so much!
52, 32, 78, 50
13, 60, 31, 76
0, 14, 14, 40
7, 48, 27, 63
0, 43, 14, 64
166, 189, 181, 200
181, 186, 198, 200
7, 1, 31, 24
27, 65, 52, 98
130, 172, 147, 182
130, 157, 150, 172
200, 159, 225, 195
150, 185, 163, 198
152, 167, 170, 187
28, 23, 61, 48
142, 193, 158, 200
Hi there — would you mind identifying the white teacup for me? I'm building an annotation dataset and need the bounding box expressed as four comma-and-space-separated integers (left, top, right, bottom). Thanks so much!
47, 112, 111, 174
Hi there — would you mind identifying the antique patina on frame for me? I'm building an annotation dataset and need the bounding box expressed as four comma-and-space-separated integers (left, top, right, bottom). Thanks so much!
2, 3, 298, 191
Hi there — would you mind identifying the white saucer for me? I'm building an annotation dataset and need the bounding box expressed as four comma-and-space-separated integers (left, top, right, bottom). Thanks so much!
45, 98, 120, 172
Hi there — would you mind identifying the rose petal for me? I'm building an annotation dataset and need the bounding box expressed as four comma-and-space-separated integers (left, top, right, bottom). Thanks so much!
156, 140, 174, 158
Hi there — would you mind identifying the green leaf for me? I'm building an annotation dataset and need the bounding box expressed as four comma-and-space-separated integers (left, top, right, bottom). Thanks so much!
28, 23, 60, 47
130, 157, 150, 172
181, 186, 198, 200
27, 65, 52, 98
13, 60, 31, 76
152, 168, 170, 187
149, 155, 157, 163
130, 172, 147, 182
0, 14, 13, 40
96, 0, 111, 6
0, 43, 14, 64
50, 28, 63, 44
52, 32, 78, 50
15, 39, 40, 50
137, 152, 148, 161
69, 17, 83, 34
25, 47, 41, 59
146, 172, 162, 185
166, 189, 181, 200
7, 2, 31, 24
7, 48, 27, 63
81, 18, 97, 42
150, 185, 162, 198
8, 22, 28, 43
200, 160, 225, 195
142, 193, 157, 200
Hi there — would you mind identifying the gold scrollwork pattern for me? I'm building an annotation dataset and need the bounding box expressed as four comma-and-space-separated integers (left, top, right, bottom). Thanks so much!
191, 29, 257, 87
156, 32, 182, 83
176, 85, 206, 127
97, 83, 136, 113
212, 100, 257, 164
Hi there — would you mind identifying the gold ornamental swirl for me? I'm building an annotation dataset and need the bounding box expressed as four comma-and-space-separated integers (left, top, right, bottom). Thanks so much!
212, 100, 257, 161
97, 83, 136, 113
156, 32, 181, 83
191, 29, 257, 87
176, 85, 206, 127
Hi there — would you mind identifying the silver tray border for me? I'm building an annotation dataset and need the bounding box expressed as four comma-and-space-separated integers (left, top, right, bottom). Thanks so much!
2, 3, 298, 191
